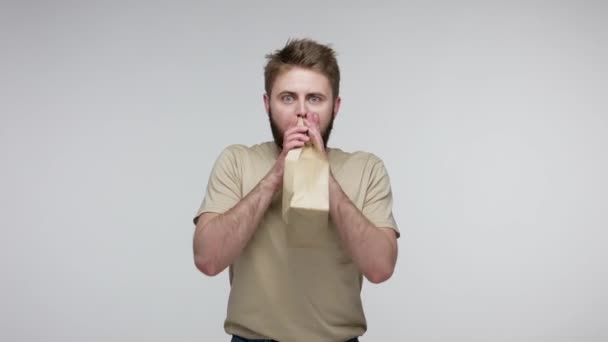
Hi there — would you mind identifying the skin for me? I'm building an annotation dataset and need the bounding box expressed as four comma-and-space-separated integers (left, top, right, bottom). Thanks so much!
193, 66, 398, 283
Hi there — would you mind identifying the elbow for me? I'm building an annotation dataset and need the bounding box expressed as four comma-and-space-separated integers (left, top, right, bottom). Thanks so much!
365, 265, 395, 284
194, 254, 221, 277
366, 271, 392, 284
193, 226, 222, 277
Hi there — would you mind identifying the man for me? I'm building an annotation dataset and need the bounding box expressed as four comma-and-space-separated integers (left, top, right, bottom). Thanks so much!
192, 38, 400, 342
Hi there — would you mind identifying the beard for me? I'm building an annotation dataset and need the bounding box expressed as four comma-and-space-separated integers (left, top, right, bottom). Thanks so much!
268, 106, 335, 150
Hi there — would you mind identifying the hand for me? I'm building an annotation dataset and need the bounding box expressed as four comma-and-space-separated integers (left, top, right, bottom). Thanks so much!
302, 112, 328, 160
264, 118, 310, 192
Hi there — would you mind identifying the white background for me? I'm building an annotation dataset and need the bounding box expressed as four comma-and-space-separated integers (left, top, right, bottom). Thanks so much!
1, 1, 607, 341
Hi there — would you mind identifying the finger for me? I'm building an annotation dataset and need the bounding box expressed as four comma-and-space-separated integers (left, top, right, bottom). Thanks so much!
281, 119, 299, 138
285, 137, 307, 147
284, 137, 309, 151
303, 116, 321, 131
301, 123, 323, 149
282, 139, 306, 153
309, 129, 323, 147
284, 125, 309, 137
285, 132, 309, 143
310, 112, 321, 126
286, 125, 309, 134
302, 118, 321, 140
301, 118, 314, 134
304, 112, 321, 126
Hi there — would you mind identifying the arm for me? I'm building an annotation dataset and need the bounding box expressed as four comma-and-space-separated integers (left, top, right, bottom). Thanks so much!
193, 174, 278, 276
302, 112, 399, 284
328, 174, 398, 284
193, 123, 310, 276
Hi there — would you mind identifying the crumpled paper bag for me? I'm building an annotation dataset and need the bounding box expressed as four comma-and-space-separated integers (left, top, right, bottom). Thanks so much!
281, 117, 330, 247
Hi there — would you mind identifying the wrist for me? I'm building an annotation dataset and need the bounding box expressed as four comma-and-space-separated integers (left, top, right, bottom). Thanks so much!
262, 170, 282, 194
328, 172, 339, 192
328, 173, 344, 208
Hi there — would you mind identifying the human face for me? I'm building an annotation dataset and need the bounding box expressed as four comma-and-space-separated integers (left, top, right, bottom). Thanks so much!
264, 67, 341, 149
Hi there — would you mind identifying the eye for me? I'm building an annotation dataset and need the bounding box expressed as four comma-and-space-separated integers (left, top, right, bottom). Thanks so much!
281, 95, 294, 103
309, 96, 321, 103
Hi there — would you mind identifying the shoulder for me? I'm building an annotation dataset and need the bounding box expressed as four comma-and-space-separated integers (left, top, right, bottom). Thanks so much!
218, 143, 249, 156
215, 141, 277, 163
328, 146, 387, 172
211, 144, 247, 166
246, 141, 279, 160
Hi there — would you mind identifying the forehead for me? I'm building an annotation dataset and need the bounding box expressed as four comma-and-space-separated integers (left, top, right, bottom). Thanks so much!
272, 67, 331, 95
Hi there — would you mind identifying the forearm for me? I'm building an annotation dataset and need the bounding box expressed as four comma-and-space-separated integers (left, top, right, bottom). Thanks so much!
329, 175, 397, 283
193, 175, 277, 275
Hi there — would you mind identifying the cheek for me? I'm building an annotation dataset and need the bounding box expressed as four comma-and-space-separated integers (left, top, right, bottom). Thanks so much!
318, 105, 334, 126
270, 105, 293, 128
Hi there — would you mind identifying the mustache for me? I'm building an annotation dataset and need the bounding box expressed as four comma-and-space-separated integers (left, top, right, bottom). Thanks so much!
268, 109, 334, 150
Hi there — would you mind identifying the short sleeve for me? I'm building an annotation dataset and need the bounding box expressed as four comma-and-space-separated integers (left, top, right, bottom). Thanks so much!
362, 155, 400, 238
192, 145, 243, 225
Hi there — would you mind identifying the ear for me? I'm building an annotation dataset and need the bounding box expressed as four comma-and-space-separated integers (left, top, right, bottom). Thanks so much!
263, 93, 270, 114
333, 96, 341, 118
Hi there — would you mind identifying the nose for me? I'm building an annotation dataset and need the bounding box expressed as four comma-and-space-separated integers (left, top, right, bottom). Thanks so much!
296, 100, 308, 118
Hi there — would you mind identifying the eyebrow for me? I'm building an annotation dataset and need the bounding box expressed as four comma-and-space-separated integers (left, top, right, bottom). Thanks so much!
276, 91, 327, 98
307, 92, 326, 98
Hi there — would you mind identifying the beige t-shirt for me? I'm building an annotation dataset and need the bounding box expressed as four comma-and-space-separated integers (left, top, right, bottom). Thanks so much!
193, 141, 399, 342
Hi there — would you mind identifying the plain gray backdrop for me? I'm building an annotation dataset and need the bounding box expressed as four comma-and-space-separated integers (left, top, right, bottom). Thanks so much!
1, 1, 606, 341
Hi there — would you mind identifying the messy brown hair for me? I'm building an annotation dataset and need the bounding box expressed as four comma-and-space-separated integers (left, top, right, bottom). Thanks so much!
264, 38, 340, 100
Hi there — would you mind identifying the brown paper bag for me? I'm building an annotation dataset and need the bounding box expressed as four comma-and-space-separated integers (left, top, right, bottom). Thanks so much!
282, 118, 330, 247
